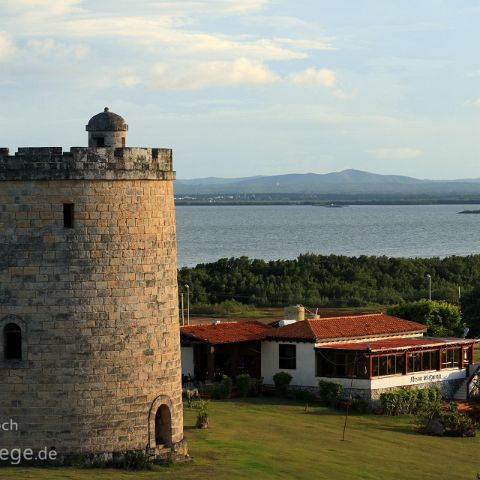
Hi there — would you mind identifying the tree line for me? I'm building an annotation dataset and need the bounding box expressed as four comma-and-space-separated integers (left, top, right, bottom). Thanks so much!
178, 254, 480, 308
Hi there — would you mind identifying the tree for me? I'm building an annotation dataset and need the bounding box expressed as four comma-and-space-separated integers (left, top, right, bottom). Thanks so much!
461, 281, 480, 337
387, 300, 464, 337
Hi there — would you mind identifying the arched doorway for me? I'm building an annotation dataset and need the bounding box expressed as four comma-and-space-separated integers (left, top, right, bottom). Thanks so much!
154, 404, 172, 447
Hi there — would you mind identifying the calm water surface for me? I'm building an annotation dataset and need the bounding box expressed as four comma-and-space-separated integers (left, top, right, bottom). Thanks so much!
176, 205, 480, 267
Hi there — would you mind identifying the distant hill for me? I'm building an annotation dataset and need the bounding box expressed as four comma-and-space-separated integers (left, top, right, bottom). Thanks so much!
174, 169, 480, 196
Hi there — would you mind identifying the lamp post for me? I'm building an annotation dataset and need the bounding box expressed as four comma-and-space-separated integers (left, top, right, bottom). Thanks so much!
426, 274, 432, 301
180, 291, 185, 326
184, 284, 190, 325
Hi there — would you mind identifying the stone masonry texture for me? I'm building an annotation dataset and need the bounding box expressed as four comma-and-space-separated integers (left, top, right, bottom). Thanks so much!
0, 145, 184, 459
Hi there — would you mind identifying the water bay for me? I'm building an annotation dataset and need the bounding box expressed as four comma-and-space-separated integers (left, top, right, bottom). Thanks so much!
176, 204, 480, 267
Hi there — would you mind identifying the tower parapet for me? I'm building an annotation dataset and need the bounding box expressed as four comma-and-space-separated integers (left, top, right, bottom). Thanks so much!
0, 147, 174, 180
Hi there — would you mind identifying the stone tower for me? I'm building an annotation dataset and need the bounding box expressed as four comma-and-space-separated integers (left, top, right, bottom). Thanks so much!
0, 109, 185, 463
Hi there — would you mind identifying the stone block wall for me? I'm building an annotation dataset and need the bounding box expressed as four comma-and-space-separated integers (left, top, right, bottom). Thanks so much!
0, 177, 183, 458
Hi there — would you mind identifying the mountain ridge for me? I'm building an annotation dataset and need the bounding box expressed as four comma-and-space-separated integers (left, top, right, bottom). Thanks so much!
175, 169, 480, 195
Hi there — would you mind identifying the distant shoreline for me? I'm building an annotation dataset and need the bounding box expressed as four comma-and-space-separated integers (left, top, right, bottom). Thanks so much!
175, 200, 480, 206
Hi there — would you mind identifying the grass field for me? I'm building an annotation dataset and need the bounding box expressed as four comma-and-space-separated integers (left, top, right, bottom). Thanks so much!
2, 397, 480, 480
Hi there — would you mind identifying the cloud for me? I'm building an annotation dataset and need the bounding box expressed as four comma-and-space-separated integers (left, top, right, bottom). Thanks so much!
288, 67, 336, 87
247, 15, 308, 28
469, 98, 480, 108
367, 147, 422, 160
148, 0, 269, 16
214, 0, 269, 14
54, 17, 312, 61
150, 58, 279, 90
0, 32, 15, 62
466, 70, 480, 78
0, 0, 82, 16
26, 39, 88, 60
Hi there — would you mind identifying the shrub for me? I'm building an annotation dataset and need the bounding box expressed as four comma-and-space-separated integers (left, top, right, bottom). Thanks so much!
210, 383, 223, 399
427, 386, 442, 403
236, 374, 251, 397
318, 380, 343, 406
210, 375, 233, 399
349, 397, 370, 414
273, 372, 293, 395
380, 387, 442, 416
221, 375, 233, 398
293, 389, 317, 403
416, 402, 477, 437
195, 400, 209, 429
191, 300, 257, 316
122, 450, 152, 470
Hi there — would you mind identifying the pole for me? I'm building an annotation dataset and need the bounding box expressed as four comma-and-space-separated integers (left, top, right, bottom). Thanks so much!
180, 292, 185, 326
342, 353, 357, 442
185, 284, 190, 325
427, 274, 431, 301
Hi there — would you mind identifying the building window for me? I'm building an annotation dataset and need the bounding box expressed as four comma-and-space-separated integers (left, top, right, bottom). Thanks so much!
371, 354, 405, 377
63, 203, 74, 228
279, 344, 296, 370
408, 350, 439, 373
441, 349, 461, 369
96, 137, 105, 147
316, 350, 369, 378
4, 323, 22, 360
464, 348, 472, 365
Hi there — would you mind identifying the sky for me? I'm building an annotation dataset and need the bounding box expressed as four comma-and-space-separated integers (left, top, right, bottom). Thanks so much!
0, 0, 479, 179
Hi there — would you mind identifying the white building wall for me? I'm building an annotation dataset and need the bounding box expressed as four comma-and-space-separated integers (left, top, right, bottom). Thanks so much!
261, 340, 317, 386
370, 368, 466, 389
261, 340, 468, 391
181, 346, 194, 377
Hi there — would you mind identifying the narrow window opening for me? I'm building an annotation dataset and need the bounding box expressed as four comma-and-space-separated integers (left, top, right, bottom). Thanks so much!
63, 203, 74, 228
4, 323, 22, 360
96, 137, 105, 147
121, 137, 126, 147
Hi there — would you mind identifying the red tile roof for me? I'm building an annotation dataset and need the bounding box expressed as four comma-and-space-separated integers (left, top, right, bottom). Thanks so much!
319, 337, 478, 352
181, 321, 272, 345
266, 314, 426, 342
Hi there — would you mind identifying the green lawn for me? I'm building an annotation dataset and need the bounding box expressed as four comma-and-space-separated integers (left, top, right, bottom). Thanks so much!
2, 398, 479, 480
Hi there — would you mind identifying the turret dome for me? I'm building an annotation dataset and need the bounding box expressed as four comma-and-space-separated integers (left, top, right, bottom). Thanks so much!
86, 107, 128, 132
85, 108, 128, 147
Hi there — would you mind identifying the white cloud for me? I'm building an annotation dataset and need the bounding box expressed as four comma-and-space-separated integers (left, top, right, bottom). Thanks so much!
77, 66, 143, 89
150, 58, 279, 90
466, 70, 480, 78
215, 0, 269, 14
275, 38, 333, 51
367, 147, 422, 160
468, 98, 480, 108
247, 15, 308, 28
333, 89, 356, 100
288, 67, 336, 87
27, 39, 88, 60
0, 0, 81, 15
0, 32, 15, 62
54, 17, 311, 61
147, 0, 269, 16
